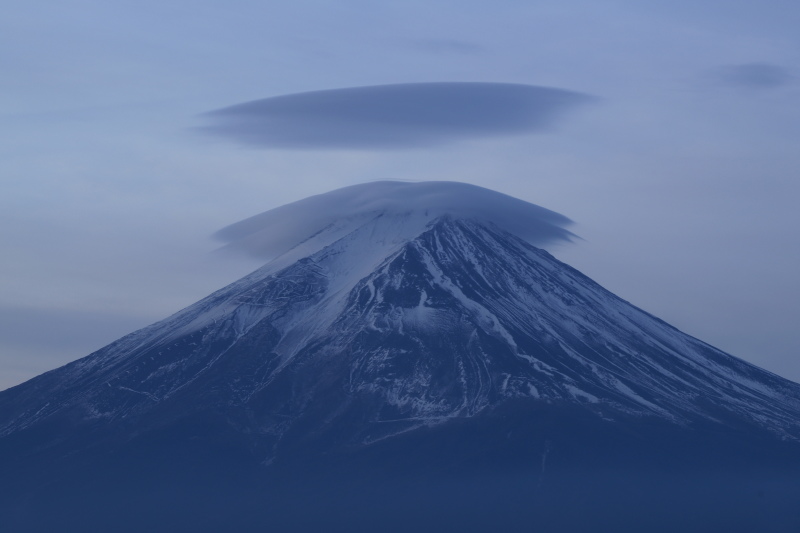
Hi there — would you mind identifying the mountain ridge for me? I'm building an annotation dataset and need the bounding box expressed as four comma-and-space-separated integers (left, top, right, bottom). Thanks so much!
2, 183, 800, 532
3, 216, 799, 447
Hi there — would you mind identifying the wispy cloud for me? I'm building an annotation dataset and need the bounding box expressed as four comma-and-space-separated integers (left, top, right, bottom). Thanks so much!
199, 82, 593, 150
411, 39, 486, 55
711, 62, 794, 89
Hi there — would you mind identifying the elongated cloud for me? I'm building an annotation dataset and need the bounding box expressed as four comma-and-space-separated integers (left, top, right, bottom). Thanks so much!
200, 82, 592, 150
412, 39, 485, 55
215, 181, 575, 260
713, 63, 794, 89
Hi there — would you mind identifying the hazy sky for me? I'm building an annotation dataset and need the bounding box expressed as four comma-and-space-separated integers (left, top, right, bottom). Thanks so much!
2, 0, 799, 390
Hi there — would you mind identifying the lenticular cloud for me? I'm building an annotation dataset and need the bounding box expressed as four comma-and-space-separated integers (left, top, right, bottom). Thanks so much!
215, 181, 575, 260
200, 82, 592, 150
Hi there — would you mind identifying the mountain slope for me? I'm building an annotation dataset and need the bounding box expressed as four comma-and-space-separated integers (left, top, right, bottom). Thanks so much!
2, 183, 800, 532
3, 217, 798, 445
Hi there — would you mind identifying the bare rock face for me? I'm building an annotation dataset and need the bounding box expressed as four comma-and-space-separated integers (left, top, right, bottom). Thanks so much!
2, 183, 800, 532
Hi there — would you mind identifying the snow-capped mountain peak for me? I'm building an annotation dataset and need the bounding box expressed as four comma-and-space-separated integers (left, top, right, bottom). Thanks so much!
4, 181, 800, 532
3, 205, 799, 446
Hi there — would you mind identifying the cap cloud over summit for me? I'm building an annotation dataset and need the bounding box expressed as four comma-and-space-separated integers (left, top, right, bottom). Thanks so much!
214, 181, 576, 260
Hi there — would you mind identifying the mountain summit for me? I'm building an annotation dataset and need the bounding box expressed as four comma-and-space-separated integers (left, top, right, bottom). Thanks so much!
2, 182, 800, 532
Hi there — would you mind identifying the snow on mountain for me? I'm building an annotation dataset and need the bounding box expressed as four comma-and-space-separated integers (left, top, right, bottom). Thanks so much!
2, 182, 799, 450
4, 181, 800, 533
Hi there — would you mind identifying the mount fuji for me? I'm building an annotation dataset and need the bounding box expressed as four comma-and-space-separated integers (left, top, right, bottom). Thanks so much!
2, 182, 800, 532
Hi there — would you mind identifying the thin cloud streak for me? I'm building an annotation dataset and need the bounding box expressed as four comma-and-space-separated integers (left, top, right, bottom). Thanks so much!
411, 39, 486, 55
711, 62, 794, 89
199, 82, 594, 150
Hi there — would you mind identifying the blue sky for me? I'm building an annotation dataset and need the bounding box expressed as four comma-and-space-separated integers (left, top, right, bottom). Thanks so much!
2, 0, 799, 389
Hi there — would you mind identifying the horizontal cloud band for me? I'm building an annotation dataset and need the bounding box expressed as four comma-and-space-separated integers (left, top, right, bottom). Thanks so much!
200, 82, 592, 150
712, 63, 794, 89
